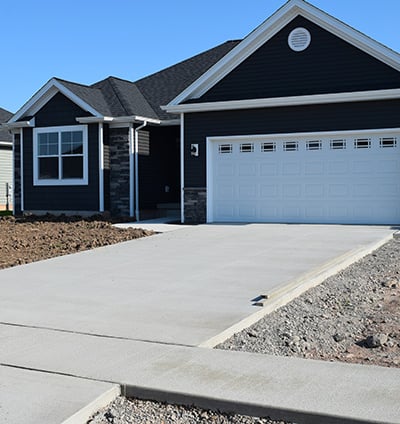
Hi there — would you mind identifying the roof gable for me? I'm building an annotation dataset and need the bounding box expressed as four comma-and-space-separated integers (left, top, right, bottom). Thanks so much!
168, 0, 400, 106
194, 15, 400, 103
9, 78, 105, 123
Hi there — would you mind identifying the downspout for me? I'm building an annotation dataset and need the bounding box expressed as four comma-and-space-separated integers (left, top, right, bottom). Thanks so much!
98, 123, 104, 212
134, 121, 147, 221
20, 128, 24, 213
129, 123, 134, 217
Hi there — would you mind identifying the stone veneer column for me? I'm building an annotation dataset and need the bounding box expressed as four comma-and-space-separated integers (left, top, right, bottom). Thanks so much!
183, 187, 207, 224
109, 128, 130, 216
13, 134, 22, 215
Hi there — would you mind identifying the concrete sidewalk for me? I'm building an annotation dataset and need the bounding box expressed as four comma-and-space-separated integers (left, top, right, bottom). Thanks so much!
0, 364, 119, 424
1, 324, 399, 424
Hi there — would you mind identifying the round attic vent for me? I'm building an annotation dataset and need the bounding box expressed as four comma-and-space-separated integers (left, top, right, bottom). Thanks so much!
288, 27, 311, 52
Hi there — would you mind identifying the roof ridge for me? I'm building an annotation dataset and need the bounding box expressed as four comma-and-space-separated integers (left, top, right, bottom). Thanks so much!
106, 78, 130, 116
54, 77, 99, 90
134, 40, 242, 85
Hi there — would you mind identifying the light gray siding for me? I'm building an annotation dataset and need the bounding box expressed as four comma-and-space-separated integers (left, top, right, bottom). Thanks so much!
0, 145, 13, 208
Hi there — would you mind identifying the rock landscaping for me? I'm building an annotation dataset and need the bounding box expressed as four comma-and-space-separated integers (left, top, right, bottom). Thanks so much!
0, 214, 153, 269
218, 238, 400, 369
87, 396, 290, 424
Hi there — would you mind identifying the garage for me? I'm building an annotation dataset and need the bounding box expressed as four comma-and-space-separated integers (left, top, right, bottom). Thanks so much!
207, 130, 400, 224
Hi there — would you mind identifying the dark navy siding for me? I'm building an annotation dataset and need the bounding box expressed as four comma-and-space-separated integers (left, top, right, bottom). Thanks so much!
34, 92, 91, 126
195, 16, 400, 103
138, 126, 180, 211
23, 123, 100, 212
184, 99, 400, 187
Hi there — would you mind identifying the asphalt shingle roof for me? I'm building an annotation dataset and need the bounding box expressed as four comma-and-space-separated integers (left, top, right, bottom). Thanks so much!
0, 107, 13, 142
53, 40, 241, 121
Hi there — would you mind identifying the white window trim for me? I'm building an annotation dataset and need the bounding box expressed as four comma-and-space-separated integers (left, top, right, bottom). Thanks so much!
33, 125, 89, 186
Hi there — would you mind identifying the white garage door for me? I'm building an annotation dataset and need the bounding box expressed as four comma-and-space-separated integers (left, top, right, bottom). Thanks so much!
207, 130, 400, 224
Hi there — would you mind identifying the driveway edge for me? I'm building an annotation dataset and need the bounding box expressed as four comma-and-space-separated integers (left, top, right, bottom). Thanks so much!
199, 231, 394, 348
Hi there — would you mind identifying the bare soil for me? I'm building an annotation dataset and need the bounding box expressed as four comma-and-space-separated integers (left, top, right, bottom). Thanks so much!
0, 215, 153, 269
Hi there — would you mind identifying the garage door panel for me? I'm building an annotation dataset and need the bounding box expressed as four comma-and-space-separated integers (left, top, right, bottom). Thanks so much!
305, 162, 324, 175
305, 184, 324, 197
260, 184, 278, 197
282, 162, 301, 175
328, 184, 348, 197
260, 163, 278, 176
328, 161, 348, 174
238, 163, 257, 176
211, 132, 400, 224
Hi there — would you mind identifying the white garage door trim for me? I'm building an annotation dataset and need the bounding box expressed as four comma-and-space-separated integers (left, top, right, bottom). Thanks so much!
206, 127, 400, 224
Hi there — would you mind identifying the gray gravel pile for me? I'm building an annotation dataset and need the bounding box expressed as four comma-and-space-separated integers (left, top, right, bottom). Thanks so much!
87, 396, 292, 423
218, 239, 400, 368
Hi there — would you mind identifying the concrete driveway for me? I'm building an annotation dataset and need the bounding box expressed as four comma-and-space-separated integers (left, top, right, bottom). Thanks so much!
0, 223, 395, 346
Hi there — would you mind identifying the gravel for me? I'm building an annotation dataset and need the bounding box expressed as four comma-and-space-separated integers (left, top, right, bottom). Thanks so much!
87, 396, 291, 424
218, 238, 400, 368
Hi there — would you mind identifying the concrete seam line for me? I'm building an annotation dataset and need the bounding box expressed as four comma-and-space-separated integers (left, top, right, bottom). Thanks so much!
198, 233, 394, 348
123, 385, 378, 424
61, 385, 121, 424
0, 322, 193, 348
0, 363, 119, 386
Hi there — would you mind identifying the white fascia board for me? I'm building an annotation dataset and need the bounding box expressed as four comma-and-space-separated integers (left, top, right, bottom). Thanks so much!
1, 118, 36, 129
0, 141, 12, 147
10, 78, 102, 123
168, 0, 400, 106
164, 88, 400, 114
76, 116, 114, 124
208, 127, 400, 144
112, 115, 161, 125
159, 119, 180, 126
77, 115, 162, 126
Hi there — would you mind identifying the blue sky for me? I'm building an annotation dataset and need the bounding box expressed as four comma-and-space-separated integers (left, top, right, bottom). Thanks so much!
1, 0, 399, 113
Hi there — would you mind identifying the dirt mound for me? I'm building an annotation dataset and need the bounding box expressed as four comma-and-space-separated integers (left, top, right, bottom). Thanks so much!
0, 215, 153, 269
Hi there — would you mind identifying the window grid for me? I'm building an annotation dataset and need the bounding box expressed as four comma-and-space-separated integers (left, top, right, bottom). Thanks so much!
261, 142, 276, 152
34, 125, 87, 186
330, 139, 346, 150
354, 138, 371, 149
379, 137, 397, 148
240, 143, 254, 153
218, 144, 232, 154
284, 141, 298, 152
306, 140, 322, 151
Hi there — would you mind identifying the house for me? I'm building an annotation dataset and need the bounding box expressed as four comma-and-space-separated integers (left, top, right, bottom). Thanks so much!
3, 41, 237, 220
4, 0, 400, 224
0, 107, 13, 210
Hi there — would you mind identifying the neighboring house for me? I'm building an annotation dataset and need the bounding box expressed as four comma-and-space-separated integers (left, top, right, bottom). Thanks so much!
0, 107, 13, 210
3, 0, 400, 224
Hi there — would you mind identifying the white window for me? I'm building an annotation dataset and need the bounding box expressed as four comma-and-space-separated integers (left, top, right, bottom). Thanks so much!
354, 138, 371, 149
330, 139, 346, 150
219, 144, 232, 154
33, 125, 88, 186
284, 141, 298, 151
306, 140, 322, 151
261, 142, 276, 152
240, 143, 254, 153
379, 137, 397, 148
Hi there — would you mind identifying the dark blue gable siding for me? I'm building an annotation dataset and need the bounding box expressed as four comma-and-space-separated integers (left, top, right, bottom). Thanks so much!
23, 94, 99, 212
184, 99, 400, 187
35, 92, 91, 126
195, 16, 400, 103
